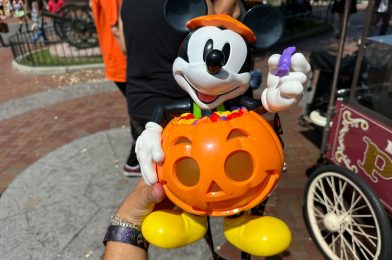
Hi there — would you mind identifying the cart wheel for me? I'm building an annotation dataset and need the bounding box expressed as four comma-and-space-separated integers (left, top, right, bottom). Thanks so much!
60, 5, 98, 49
52, 6, 68, 40
53, 17, 64, 39
303, 165, 392, 260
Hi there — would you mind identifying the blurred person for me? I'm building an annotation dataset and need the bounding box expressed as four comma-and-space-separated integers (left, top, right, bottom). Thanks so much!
91, 0, 138, 177
119, 0, 188, 176
0, 15, 7, 47
30, 0, 48, 43
48, 0, 63, 14
91, 0, 126, 96
369, 0, 392, 36
13, 0, 22, 16
6, 0, 13, 17
0, 0, 4, 18
332, 0, 357, 38
13, 0, 26, 32
7, 0, 13, 17
208, 0, 243, 18
102, 179, 165, 260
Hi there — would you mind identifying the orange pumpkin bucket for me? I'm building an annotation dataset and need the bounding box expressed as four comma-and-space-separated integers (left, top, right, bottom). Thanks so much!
157, 109, 284, 216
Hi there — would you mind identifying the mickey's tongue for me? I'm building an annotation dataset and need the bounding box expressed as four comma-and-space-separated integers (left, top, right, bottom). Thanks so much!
197, 91, 217, 103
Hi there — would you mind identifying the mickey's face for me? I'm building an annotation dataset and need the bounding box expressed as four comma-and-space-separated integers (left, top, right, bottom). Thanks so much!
173, 26, 251, 110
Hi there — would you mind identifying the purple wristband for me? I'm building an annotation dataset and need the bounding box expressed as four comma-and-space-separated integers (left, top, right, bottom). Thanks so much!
103, 225, 149, 251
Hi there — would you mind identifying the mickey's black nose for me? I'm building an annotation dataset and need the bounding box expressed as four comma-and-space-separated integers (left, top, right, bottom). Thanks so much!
205, 49, 225, 75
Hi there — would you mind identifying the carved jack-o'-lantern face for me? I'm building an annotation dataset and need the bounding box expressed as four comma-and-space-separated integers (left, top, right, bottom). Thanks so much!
157, 111, 284, 216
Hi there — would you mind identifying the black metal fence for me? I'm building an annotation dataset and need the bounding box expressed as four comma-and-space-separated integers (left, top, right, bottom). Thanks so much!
9, 1, 102, 67
9, 25, 102, 67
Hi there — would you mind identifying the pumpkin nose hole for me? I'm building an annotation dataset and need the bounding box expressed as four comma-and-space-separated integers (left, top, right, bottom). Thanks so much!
207, 181, 223, 193
225, 151, 253, 181
175, 157, 200, 187
206, 49, 225, 75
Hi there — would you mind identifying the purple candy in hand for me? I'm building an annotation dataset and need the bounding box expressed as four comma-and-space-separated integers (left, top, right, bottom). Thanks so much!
275, 46, 296, 77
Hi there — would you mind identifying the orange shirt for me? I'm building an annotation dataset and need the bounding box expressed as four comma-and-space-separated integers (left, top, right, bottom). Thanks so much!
91, 0, 126, 83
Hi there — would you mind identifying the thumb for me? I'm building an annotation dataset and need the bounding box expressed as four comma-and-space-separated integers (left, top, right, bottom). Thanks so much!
143, 182, 165, 205
115, 180, 165, 226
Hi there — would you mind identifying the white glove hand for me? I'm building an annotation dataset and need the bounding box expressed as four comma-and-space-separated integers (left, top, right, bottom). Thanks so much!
262, 52, 311, 112
135, 122, 165, 185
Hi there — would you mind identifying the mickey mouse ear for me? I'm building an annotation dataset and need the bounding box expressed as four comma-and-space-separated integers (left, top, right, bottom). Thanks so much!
242, 5, 285, 49
164, 0, 208, 32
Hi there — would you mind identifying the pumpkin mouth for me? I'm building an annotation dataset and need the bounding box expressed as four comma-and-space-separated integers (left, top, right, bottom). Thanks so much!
180, 74, 239, 104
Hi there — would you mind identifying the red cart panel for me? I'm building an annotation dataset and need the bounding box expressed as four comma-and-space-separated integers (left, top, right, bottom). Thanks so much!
326, 100, 392, 214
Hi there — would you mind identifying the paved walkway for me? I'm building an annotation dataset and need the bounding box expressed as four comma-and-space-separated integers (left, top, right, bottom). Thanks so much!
0, 5, 371, 260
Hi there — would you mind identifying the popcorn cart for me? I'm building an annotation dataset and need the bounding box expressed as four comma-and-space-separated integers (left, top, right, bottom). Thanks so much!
302, 0, 392, 259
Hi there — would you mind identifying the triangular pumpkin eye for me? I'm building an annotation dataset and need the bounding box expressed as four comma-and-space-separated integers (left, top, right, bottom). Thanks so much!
174, 137, 192, 145
227, 129, 248, 140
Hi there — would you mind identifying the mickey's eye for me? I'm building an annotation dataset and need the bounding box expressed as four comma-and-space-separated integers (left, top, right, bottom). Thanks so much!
222, 43, 230, 65
187, 27, 247, 71
203, 39, 213, 62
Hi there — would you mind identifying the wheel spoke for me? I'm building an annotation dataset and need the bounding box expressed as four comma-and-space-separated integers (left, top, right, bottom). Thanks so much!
347, 228, 376, 258
326, 176, 346, 214
327, 176, 338, 209
350, 220, 378, 247
314, 206, 325, 218
331, 232, 336, 255
349, 221, 357, 258
313, 195, 325, 205
351, 204, 369, 212
354, 223, 376, 229
339, 231, 344, 259
350, 190, 356, 212
350, 214, 373, 218
338, 179, 348, 212
316, 180, 335, 213
323, 231, 332, 240
348, 193, 363, 214
313, 189, 332, 212
329, 232, 340, 249
339, 231, 349, 259
339, 230, 368, 260
351, 230, 377, 240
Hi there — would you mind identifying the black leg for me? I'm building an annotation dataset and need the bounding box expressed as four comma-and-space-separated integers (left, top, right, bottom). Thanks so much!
204, 216, 225, 260
0, 34, 6, 47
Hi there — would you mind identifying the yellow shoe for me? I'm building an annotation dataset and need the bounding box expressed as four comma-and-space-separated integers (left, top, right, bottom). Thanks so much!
224, 214, 291, 256
142, 209, 207, 248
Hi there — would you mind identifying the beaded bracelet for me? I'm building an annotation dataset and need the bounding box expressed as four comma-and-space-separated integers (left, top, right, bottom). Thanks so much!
103, 216, 149, 251
110, 215, 141, 230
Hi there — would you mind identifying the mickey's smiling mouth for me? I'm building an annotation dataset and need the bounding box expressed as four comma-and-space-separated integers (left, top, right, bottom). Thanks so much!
197, 91, 218, 103
180, 74, 239, 104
